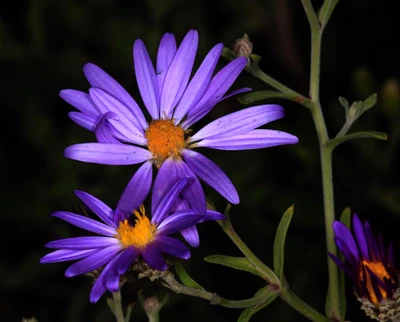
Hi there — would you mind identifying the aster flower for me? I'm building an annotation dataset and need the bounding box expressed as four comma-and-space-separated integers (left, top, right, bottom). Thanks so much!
61, 29, 298, 212
40, 178, 225, 303
329, 214, 400, 321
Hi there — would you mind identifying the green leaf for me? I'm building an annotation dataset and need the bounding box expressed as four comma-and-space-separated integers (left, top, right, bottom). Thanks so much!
273, 205, 294, 280
204, 255, 260, 277
340, 207, 351, 228
238, 91, 291, 105
237, 287, 279, 322
339, 207, 351, 322
222, 47, 237, 62
250, 54, 262, 64
327, 131, 388, 151
361, 93, 378, 114
338, 96, 349, 112
174, 263, 204, 290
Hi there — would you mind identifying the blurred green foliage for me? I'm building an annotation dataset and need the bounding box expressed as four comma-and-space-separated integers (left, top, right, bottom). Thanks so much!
2, 0, 400, 321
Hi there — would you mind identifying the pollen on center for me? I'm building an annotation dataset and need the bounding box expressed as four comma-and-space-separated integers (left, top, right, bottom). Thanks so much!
117, 205, 156, 248
145, 119, 185, 166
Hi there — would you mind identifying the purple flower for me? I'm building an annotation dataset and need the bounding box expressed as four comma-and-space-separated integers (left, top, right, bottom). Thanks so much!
61, 29, 298, 220
40, 178, 224, 303
329, 214, 398, 305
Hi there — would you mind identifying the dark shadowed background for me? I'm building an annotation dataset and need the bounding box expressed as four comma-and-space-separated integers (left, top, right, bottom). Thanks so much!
2, 0, 400, 321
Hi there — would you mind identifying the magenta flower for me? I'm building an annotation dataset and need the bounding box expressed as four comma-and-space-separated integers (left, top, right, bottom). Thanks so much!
40, 178, 224, 303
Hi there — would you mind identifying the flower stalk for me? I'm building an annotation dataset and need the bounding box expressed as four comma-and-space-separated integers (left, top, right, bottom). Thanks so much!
112, 290, 125, 322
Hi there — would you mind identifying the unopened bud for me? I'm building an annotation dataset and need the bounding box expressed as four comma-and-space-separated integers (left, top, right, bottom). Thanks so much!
233, 34, 253, 59
381, 78, 400, 117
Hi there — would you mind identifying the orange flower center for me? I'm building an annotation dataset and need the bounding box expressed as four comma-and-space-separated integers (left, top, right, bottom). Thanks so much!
116, 205, 156, 248
360, 260, 393, 305
145, 119, 185, 167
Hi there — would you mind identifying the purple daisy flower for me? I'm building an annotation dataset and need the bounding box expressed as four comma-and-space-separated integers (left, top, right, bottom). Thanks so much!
40, 178, 225, 303
61, 29, 298, 215
329, 214, 398, 306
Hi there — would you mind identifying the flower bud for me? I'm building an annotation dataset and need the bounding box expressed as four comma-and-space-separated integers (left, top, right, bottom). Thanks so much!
233, 34, 253, 59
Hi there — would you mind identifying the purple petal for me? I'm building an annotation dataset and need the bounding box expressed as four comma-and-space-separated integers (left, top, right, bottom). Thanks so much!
332, 221, 360, 262
153, 235, 190, 259
95, 112, 124, 144
64, 143, 151, 165
89, 88, 146, 145
83, 63, 147, 130
364, 221, 380, 262
203, 210, 226, 221
116, 247, 140, 274
334, 236, 358, 267
68, 111, 97, 131
328, 252, 349, 275
157, 211, 201, 235
134, 39, 160, 120
180, 225, 199, 248
352, 214, 370, 261
173, 43, 223, 122
51, 211, 116, 236
190, 105, 284, 141
89, 252, 122, 303
195, 129, 299, 150
156, 33, 177, 98
74, 190, 114, 227
60, 90, 99, 116
45, 236, 120, 250
65, 245, 121, 277
151, 158, 179, 213
116, 160, 153, 218
182, 149, 239, 204
152, 178, 190, 225
40, 249, 98, 263
182, 88, 251, 129
160, 30, 199, 118
106, 271, 120, 292
141, 246, 167, 271
175, 159, 206, 215
187, 57, 247, 118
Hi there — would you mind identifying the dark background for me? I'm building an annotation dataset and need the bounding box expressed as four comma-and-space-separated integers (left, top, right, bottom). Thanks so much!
2, 0, 400, 321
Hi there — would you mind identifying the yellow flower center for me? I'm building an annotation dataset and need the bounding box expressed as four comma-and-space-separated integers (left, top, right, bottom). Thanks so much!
145, 119, 185, 167
116, 205, 156, 248
360, 260, 393, 305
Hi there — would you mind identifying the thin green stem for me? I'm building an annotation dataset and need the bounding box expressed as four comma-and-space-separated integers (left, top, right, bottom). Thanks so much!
280, 286, 330, 322
301, 0, 341, 319
218, 219, 281, 286
112, 291, 125, 322
335, 121, 352, 138
162, 272, 275, 308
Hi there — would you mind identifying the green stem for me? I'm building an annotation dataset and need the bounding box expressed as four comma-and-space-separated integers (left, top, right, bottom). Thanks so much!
112, 291, 125, 322
218, 219, 281, 287
280, 286, 330, 322
162, 272, 275, 308
302, 0, 340, 319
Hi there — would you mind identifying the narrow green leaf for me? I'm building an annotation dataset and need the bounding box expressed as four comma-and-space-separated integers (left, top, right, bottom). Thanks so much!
174, 263, 204, 290
250, 54, 262, 64
339, 207, 351, 322
238, 91, 290, 105
361, 93, 378, 114
204, 255, 260, 277
237, 90, 309, 106
273, 205, 294, 280
237, 287, 279, 322
327, 131, 388, 151
340, 207, 351, 228
222, 47, 237, 62
338, 96, 349, 112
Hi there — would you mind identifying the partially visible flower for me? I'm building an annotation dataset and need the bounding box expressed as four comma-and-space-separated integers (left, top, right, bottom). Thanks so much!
61, 29, 299, 218
40, 178, 224, 303
329, 214, 400, 321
